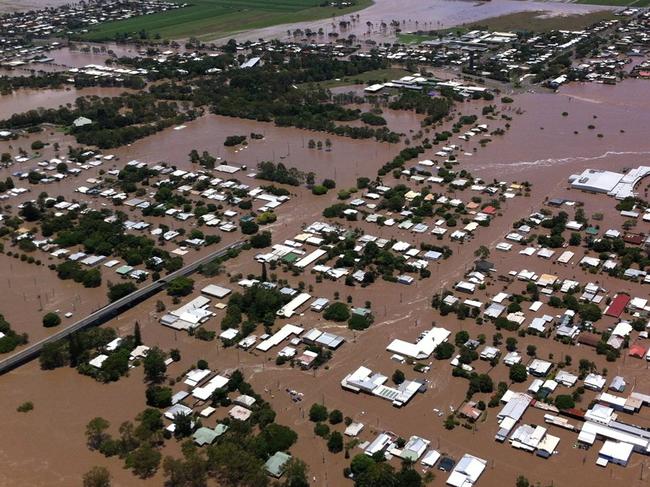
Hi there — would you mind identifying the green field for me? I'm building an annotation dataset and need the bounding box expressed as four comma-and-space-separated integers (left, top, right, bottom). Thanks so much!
396, 10, 616, 44
298, 68, 410, 89
81, 0, 373, 41
576, 0, 636, 5
466, 10, 617, 32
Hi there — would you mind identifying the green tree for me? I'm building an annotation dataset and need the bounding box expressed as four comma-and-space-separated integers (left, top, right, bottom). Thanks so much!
392, 369, 405, 385
125, 443, 161, 478
134, 321, 142, 346
509, 363, 527, 383
250, 231, 272, 248
42, 312, 61, 328
309, 403, 328, 422
240, 220, 259, 235
143, 347, 167, 383
167, 277, 194, 297
173, 412, 193, 438
327, 431, 344, 453
260, 423, 297, 454
282, 458, 309, 487
323, 302, 350, 322
355, 461, 398, 487
516, 476, 530, 487
83, 466, 111, 487
554, 394, 575, 410
108, 282, 137, 302
145, 385, 172, 408
86, 417, 110, 450
434, 342, 455, 360
328, 409, 343, 425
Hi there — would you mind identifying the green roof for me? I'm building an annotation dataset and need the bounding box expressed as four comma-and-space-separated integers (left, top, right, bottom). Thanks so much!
281, 252, 299, 263
193, 427, 218, 446
264, 451, 291, 477
115, 265, 134, 275
352, 307, 371, 316
214, 423, 229, 437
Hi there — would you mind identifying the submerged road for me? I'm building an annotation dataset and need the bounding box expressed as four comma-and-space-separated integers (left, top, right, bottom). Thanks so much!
0, 240, 246, 375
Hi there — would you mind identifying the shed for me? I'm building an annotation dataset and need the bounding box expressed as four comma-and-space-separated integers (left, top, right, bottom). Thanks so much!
264, 451, 291, 478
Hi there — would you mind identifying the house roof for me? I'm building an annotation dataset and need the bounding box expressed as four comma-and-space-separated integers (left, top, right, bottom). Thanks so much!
264, 451, 291, 477
605, 294, 630, 318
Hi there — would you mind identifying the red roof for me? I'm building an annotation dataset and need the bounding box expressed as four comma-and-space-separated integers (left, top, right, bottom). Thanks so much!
605, 293, 630, 318
629, 343, 648, 358
623, 233, 644, 245
482, 206, 496, 215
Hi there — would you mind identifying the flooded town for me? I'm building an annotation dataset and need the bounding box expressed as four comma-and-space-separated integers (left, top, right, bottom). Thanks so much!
1, 1, 650, 487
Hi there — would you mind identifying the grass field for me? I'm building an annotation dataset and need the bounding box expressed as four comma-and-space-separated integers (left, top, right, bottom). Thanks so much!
81, 0, 373, 41
396, 10, 616, 44
466, 10, 617, 32
298, 68, 410, 89
575, 0, 635, 5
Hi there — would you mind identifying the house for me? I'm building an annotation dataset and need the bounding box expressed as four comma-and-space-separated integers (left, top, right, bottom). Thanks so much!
446, 454, 487, 487
344, 422, 364, 437
201, 284, 231, 299
479, 346, 500, 361
605, 294, 630, 318
628, 343, 648, 359
459, 401, 482, 421
528, 359, 553, 377
555, 370, 578, 387
397, 435, 430, 461
503, 351, 522, 366
584, 373, 607, 391
73, 116, 92, 128
609, 376, 626, 393
598, 440, 634, 467
229, 405, 252, 421
193, 427, 219, 446
296, 350, 318, 369
265, 451, 291, 478
365, 433, 393, 456
421, 449, 441, 467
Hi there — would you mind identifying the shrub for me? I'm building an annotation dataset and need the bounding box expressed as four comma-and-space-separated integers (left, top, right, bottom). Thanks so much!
42, 312, 61, 328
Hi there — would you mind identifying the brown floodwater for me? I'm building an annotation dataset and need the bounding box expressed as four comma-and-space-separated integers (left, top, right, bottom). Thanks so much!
0, 86, 132, 115
214, 0, 611, 43
468, 79, 650, 194
0, 0, 71, 14
0, 78, 650, 486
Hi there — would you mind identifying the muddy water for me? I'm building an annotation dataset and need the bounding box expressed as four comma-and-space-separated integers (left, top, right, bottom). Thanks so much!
468, 79, 650, 193
214, 0, 610, 43
0, 86, 132, 114
109, 112, 416, 187
1, 78, 650, 486
0, 0, 71, 14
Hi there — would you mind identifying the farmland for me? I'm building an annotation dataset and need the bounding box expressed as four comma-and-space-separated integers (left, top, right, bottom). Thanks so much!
81, 0, 373, 41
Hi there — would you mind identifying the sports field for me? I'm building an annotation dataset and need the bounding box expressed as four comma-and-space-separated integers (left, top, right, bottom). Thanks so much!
81, 0, 373, 41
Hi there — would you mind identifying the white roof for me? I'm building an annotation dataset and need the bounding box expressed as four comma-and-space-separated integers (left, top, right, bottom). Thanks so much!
201, 284, 231, 298
184, 368, 211, 387
192, 375, 229, 401
447, 454, 487, 487
256, 324, 304, 352
386, 327, 451, 359
599, 440, 633, 462
421, 449, 441, 467
89, 354, 108, 368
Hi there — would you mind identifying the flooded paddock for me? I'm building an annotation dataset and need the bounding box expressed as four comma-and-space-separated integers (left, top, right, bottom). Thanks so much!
215, 0, 611, 43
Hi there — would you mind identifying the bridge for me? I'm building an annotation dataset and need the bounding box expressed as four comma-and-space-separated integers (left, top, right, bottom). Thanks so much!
0, 240, 246, 375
